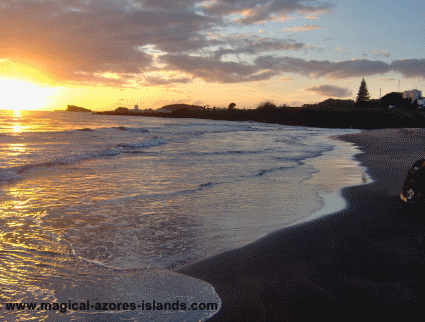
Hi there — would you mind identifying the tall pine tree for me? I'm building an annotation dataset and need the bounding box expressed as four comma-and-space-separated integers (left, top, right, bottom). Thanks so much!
355, 78, 370, 108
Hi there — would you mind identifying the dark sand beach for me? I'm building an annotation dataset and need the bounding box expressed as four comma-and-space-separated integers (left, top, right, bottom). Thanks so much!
178, 128, 425, 321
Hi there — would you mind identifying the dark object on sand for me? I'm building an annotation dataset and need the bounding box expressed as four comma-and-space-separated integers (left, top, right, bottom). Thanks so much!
400, 159, 425, 202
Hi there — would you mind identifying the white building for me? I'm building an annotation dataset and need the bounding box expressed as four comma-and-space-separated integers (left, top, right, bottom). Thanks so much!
134, 104, 139, 110
403, 89, 422, 102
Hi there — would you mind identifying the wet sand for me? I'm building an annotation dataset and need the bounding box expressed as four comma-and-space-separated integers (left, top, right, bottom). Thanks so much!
177, 128, 425, 321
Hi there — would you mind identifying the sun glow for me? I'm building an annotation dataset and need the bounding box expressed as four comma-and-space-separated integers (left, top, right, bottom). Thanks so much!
0, 79, 56, 110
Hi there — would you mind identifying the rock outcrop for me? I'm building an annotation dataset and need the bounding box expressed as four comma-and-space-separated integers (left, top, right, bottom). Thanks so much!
66, 105, 91, 113
400, 159, 425, 202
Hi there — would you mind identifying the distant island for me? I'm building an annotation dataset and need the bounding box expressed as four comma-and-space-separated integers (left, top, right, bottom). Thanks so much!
66, 105, 92, 113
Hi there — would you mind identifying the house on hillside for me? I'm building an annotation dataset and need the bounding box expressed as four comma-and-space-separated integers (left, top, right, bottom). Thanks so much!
403, 89, 422, 102
418, 98, 425, 108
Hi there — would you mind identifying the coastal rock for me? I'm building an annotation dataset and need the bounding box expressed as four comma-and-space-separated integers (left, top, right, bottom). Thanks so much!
66, 105, 91, 113
400, 159, 425, 203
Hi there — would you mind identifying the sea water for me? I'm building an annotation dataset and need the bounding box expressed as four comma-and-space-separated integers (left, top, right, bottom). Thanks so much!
0, 110, 370, 321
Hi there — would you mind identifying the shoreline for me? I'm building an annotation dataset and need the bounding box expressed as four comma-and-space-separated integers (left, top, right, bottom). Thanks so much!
297, 135, 372, 224
92, 107, 425, 130
167, 127, 366, 271
177, 128, 425, 321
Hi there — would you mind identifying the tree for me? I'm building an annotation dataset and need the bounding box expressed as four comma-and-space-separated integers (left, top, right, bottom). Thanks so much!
355, 78, 370, 108
257, 101, 277, 110
368, 99, 380, 109
228, 102, 236, 110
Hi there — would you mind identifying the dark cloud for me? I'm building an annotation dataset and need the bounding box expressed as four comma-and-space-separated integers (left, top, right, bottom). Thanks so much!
143, 75, 192, 86
391, 59, 425, 78
4, 0, 319, 85
1, 0, 423, 88
159, 54, 425, 84
0, 0, 219, 85
306, 85, 352, 97
210, 35, 306, 59
161, 54, 279, 83
254, 56, 391, 79
134, 0, 200, 12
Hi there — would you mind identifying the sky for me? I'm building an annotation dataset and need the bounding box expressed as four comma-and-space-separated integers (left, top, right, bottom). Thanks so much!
0, 0, 425, 111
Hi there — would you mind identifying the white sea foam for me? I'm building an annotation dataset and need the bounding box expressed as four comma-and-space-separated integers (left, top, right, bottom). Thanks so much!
116, 136, 166, 149
0, 136, 167, 182
1, 112, 366, 321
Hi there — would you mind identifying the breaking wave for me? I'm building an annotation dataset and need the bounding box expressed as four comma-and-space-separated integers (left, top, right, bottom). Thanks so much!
0, 137, 166, 182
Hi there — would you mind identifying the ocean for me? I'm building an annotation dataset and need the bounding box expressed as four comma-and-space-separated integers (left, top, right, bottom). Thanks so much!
0, 110, 370, 321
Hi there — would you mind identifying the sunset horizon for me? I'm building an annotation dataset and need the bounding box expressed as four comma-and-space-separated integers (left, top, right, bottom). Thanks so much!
4, 2, 425, 321
1, 0, 424, 111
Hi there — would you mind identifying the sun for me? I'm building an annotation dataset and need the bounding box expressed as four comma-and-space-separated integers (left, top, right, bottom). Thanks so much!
0, 79, 56, 111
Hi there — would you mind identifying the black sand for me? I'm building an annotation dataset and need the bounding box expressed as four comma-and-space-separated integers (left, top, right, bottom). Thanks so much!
177, 128, 425, 321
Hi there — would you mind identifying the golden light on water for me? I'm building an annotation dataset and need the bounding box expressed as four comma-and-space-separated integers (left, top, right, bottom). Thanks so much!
8, 143, 27, 156
10, 109, 27, 133
0, 79, 55, 111
13, 125, 23, 133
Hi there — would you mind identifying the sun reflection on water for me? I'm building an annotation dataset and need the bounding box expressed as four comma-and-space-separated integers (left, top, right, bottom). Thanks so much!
8, 143, 26, 155
11, 110, 25, 133
12, 125, 23, 133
